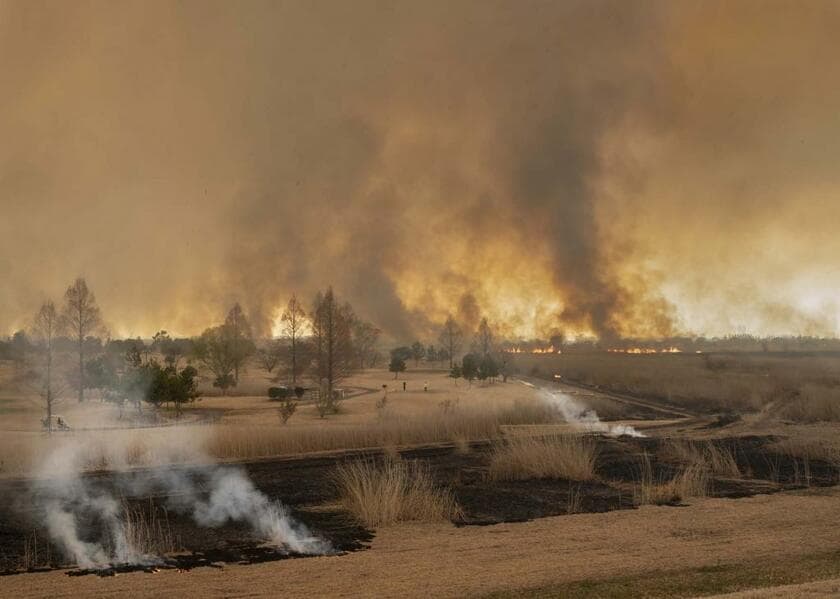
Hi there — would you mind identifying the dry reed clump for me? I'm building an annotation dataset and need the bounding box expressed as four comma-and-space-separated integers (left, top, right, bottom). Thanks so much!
334, 460, 461, 528
19, 530, 53, 570
773, 437, 840, 467
664, 440, 741, 478
634, 452, 709, 506
120, 501, 179, 557
775, 384, 840, 423
488, 434, 598, 482
208, 399, 557, 462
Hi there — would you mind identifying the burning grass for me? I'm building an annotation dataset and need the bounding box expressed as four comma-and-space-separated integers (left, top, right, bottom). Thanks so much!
334, 459, 462, 527
488, 434, 598, 482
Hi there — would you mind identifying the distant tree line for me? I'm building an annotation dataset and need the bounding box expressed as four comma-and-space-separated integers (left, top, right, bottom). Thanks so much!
387, 316, 509, 385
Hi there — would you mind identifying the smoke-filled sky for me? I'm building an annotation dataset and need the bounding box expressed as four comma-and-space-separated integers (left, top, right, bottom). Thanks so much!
2, 0, 840, 340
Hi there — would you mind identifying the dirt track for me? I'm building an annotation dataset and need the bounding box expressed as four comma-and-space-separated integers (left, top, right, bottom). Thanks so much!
3, 488, 840, 598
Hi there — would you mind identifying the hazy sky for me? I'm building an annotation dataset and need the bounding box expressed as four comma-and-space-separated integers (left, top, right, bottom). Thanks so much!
2, 0, 839, 340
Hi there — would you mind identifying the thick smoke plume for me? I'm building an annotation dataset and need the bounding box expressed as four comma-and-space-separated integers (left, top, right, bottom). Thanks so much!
32, 437, 331, 568
3, 1, 840, 338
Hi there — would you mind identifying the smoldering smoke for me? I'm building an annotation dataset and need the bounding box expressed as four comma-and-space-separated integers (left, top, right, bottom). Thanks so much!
523, 382, 643, 437
33, 439, 331, 568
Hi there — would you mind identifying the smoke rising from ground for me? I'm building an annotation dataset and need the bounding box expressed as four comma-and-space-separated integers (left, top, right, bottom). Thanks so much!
32, 434, 331, 568
2, 1, 840, 339
522, 381, 642, 437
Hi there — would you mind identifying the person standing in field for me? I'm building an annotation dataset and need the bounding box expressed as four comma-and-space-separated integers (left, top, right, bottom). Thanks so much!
403, 381, 406, 391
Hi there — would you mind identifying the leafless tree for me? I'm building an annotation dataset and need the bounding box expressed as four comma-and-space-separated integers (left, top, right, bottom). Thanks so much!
32, 301, 61, 432
280, 294, 307, 384
256, 339, 284, 374
310, 287, 355, 412
352, 320, 381, 369
61, 277, 102, 402
438, 314, 464, 369
225, 303, 254, 384
474, 317, 494, 356
193, 325, 237, 395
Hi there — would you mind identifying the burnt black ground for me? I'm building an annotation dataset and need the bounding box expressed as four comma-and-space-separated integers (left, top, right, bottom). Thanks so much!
1, 434, 838, 574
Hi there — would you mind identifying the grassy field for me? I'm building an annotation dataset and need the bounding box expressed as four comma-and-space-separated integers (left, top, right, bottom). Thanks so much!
514, 352, 840, 420
3, 354, 840, 597
0, 362, 585, 477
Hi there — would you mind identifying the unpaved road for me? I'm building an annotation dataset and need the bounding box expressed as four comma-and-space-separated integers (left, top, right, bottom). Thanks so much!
3, 488, 840, 598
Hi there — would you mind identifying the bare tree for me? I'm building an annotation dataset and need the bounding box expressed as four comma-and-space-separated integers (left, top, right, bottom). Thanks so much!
61, 278, 102, 402
256, 339, 284, 374
352, 320, 381, 369
225, 303, 254, 384
193, 325, 237, 395
280, 294, 307, 384
310, 287, 355, 412
32, 301, 61, 432
438, 314, 464, 369
474, 317, 494, 356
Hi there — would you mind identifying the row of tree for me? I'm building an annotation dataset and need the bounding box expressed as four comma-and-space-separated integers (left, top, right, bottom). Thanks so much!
17, 280, 386, 428
387, 317, 506, 383
14, 277, 507, 429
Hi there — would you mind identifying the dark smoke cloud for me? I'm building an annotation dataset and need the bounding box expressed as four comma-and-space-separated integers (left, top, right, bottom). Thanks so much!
2, 1, 839, 339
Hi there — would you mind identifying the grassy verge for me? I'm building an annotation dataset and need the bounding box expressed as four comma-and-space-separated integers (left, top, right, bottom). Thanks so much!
479, 549, 840, 598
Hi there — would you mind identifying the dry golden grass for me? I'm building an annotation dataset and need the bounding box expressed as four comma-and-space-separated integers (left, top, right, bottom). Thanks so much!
334, 459, 461, 527
0, 395, 559, 477
208, 399, 557, 462
664, 440, 741, 478
209, 416, 496, 460
776, 384, 840, 423
515, 353, 840, 420
773, 437, 840, 466
634, 452, 710, 505
120, 501, 179, 558
19, 530, 52, 570
488, 434, 598, 481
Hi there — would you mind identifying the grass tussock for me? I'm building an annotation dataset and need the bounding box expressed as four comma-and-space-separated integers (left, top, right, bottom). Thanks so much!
120, 501, 179, 557
776, 384, 840, 423
773, 437, 840, 466
634, 453, 709, 505
334, 460, 461, 528
488, 434, 598, 482
664, 440, 741, 478
19, 530, 53, 570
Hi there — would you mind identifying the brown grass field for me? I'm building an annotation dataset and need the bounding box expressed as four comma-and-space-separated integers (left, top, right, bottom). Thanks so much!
2, 354, 840, 597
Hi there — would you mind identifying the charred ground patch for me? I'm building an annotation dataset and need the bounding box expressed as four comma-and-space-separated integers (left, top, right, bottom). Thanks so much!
1, 433, 837, 574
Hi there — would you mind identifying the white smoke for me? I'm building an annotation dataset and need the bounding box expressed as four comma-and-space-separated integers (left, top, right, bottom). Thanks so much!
32, 434, 332, 568
192, 468, 329, 554
526, 383, 645, 437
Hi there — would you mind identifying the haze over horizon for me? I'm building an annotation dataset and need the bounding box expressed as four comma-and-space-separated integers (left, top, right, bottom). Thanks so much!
2, 1, 839, 341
